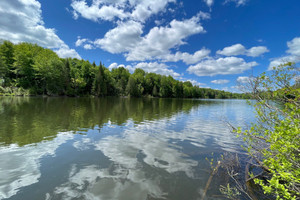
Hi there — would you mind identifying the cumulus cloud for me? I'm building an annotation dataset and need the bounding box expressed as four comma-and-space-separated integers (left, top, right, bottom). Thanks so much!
211, 79, 230, 84
71, 0, 175, 23
269, 37, 300, 70
160, 48, 210, 64
179, 78, 207, 87
108, 62, 118, 70
83, 44, 94, 50
0, 0, 80, 59
217, 44, 269, 57
246, 46, 269, 57
126, 15, 206, 61
187, 57, 258, 76
71, 0, 209, 63
54, 45, 81, 59
75, 37, 88, 47
131, 0, 176, 22
94, 20, 143, 54
79, 14, 206, 62
217, 44, 246, 56
75, 37, 95, 50
236, 76, 250, 83
108, 62, 135, 72
287, 37, 300, 55
133, 62, 181, 77
71, 1, 129, 22
108, 62, 180, 77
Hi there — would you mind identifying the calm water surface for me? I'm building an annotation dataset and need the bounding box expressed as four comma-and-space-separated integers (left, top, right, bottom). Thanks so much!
0, 97, 255, 200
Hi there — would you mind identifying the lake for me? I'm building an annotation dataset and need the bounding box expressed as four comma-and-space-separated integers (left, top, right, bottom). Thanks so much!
0, 97, 255, 200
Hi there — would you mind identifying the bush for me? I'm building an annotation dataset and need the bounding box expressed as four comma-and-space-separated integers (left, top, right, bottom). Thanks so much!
236, 63, 300, 200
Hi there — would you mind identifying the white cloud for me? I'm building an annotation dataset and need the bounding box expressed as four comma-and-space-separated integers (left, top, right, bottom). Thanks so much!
161, 48, 210, 64
211, 79, 230, 84
94, 20, 143, 54
126, 15, 206, 61
71, 0, 175, 23
108, 62, 118, 70
217, 44, 246, 56
71, 0, 208, 62
287, 37, 300, 55
83, 44, 94, 50
154, 19, 165, 26
187, 57, 258, 76
108, 62, 135, 72
75, 37, 87, 47
71, 1, 129, 22
75, 37, 95, 50
89, 14, 206, 62
133, 62, 181, 77
182, 79, 207, 87
224, 0, 248, 7
109, 62, 180, 77
131, 0, 176, 22
55, 45, 81, 59
236, 76, 250, 83
0, 0, 80, 59
203, 0, 214, 8
197, 11, 211, 20
269, 37, 300, 70
217, 44, 269, 57
246, 46, 269, 57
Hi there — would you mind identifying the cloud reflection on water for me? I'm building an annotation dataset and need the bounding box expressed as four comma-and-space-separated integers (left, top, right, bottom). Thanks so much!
1, 100, 253, 200
55, 102, 252, 199
53, 123, 198, 199
0, 132, 74, 199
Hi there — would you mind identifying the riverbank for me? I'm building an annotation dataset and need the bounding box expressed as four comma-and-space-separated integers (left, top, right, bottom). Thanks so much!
0, 86, 251, 99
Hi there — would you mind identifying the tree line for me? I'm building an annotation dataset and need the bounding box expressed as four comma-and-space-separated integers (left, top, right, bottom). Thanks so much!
0, 40, 250, 99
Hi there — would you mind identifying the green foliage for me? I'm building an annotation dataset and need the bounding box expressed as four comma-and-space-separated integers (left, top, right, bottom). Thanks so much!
126, 76, 141, 97
111, 67, 130, 96
220, 184, 241, 200
0, 40, 249, 99
236, 63, 300, 200
0, 40, 15, 86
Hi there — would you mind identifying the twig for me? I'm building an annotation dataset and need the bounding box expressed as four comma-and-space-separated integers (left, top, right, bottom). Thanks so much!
245, 159, 258, 200
201, 161, 221, 200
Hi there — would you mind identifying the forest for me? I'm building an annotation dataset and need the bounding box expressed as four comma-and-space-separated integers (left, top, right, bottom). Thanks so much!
0, 40, 251, 99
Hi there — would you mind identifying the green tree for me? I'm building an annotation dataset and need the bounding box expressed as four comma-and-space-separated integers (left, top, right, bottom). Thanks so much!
0, 56, 7, 85
13, 43, 35, 88
126, 76, 140, 97
152, 85, 159, 97
0, 40, 15, 85
33, 46, 63, 94
160, 76, 173, 97
132, 68, 145, 95
111, 67, 130, 96
92, 63, 107, 96
172, 81, 183, 98
235, 62, 300, 200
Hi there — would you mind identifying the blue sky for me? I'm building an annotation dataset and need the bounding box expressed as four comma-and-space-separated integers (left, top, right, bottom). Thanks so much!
0, 0, 300, 91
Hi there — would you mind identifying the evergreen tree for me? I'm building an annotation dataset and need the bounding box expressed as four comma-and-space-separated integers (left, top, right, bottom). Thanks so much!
93, 63, 107, 96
